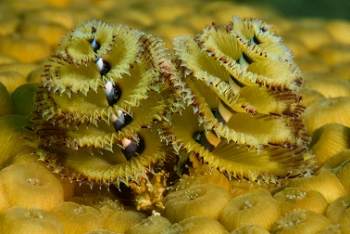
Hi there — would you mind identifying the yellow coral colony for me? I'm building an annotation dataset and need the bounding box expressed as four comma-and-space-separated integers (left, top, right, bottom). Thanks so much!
52, 201, 103, 234
219, 193, 281, 231
2, 0, 350, 232
166, 17, 314, 184
273, 187, 328, 215
270, 210, 332, 234
0, 206, 64, 234
31, 20, 174, 210
0, 163, 64, 211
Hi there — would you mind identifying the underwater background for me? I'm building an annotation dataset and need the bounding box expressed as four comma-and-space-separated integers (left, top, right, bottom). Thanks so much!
0, 0, 349, 233
245, 0, 350, 20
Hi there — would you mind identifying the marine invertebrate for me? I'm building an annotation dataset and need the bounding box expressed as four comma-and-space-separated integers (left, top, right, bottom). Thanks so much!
7, 148, 75, 201
322, 150, 350, 193
218, 193, 281, 231
167, 216, 228, 234
333, 62, 350, 81
314, 43, 350, 66
0, 183, 9, 213
73, 183, 112, 198
0, 52, 18, 61
125, 212, 172, 234
170, 164, 231, 192
84, 230, 118, 234
0, 62, 40, 78
31, 20, 175, 209
273, 187, 328, 215
282, 37, 308, 58
0, 12, 19, 36
231, 225, 270, 234
0, 163, 64, 211
11, 82, 40, 116
0, 206, 64, 234
302, 73, 350, 98
325, 195, 350, 224
299, 88, 324, 106
128, 170, 169, 211
302, 96, 350, 134
322, 149, 350, 172
283, 24, 332, 52
285, 169, 346, 203
308, 123, 350, 168
18, 20, 68, 48
30, 16, 313, 212
270, 210, 332, 234
229, 179, 270, 198
99, 199, 147, 233
0, 0, 349, 231
22, 7, 75, 30
318, 224, 350, 234
323, 20, 350, 45
0, 118, 33, 166
165, 16, 313, 184
52, 201, 103, 234
294, 55, 330, 75
69, 194, 139, 223
162, 183, 232, 223
0, 34, 50, 62
0, 82, 14, 115
0, 70, 26, 94
27, 67, 45, 83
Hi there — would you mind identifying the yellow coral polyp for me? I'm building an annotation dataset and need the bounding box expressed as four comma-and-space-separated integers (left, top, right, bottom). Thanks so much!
322, 150, 350, 173
10, 83, 40, 116
229, 180, 271, 198
302, 73, 350, 98
285, 169, 346, 203
325, 195, 350, 225
231, 225, 270, 234
171, 216, 228, 234
99, 202, 147, 233
273, 187, 328, 215
0, 70, 26, 94
170, 164, 231, 192
0, 34, 50, 62
162, 184, 232, 223
52, 201, 104, 234
0, 206, 64, 234
0, 183, 10, 213
270, 210, 332, 234
309, 123, 350, 168
302, 97, 350, 133
125, 214, 172, 234
0, 163, 64, 211
6, 148, 75, 201
219, 193, 281, 231
319, 224, 350, 234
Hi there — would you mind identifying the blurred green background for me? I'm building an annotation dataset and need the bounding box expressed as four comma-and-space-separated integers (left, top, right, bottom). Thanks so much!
239, 0, 350, 20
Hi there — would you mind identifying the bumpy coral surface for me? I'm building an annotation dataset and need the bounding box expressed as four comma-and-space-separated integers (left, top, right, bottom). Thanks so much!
0, 0, 350, 233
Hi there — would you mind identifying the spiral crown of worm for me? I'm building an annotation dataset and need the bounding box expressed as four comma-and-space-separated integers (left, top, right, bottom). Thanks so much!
32, 18, 314, 189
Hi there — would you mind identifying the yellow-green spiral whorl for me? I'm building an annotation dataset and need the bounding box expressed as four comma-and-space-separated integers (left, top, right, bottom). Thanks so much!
164, 17, 314, 184
32, 21, 175, 191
